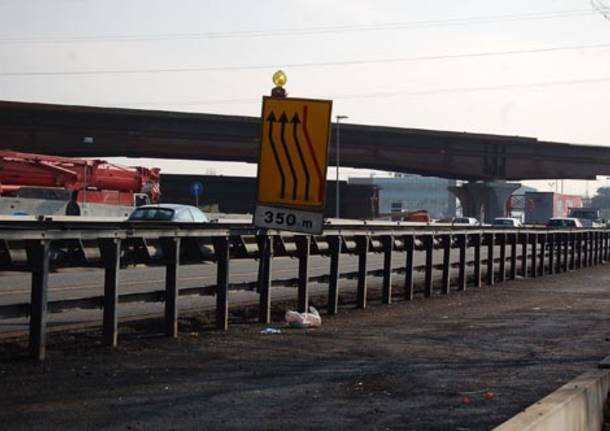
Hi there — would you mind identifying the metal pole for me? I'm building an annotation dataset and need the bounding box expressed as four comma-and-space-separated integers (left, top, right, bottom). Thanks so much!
335, 115, 348, 218
336, 122, 340, 218
83, 161, 88, 215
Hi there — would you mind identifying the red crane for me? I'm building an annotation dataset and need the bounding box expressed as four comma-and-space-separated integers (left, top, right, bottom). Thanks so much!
0, 150, 160, 207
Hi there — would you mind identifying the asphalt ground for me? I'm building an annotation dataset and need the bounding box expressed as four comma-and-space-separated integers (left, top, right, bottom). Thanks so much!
0, 259, 609, 430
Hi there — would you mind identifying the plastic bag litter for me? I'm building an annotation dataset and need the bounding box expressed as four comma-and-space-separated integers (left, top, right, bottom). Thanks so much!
259, 327, 281, 335
285, 306, 322, 328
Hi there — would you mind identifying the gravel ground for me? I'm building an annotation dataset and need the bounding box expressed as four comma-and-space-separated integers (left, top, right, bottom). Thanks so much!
1, 265, 609, 431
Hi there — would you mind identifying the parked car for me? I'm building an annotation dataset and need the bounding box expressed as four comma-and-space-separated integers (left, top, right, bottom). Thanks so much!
546, 217, 582, 228
567, 207, 605, 228
433, 217, 479, 225
128, 204, 210, 223
451, 217, 480, 226
492, 217, 523, 227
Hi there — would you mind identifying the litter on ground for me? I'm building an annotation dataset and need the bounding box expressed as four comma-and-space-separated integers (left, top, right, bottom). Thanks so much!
285, 306, 322, 328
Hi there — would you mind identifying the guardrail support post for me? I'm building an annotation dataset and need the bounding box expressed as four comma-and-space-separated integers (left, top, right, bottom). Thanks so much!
597, 231, 601, 264
590, 232, 595, 266
356, 236, 369, 309
595, 231, 602, 265
458, 234, 467, 291
100, 238, 122, 346
327, 235, 341, 315
509, 233, 517, 280
558, 232, 565, 273
587, 231, 593, 266
441, 234, 451, 295
584, 231, 588, 268
520, 233, 528, 278
548, 233, 555, 275
576, 232, 582, 269
583, 232, 588, 268
593, 231, 598, 265
424, 235, 434, 296
498, 233, 507, 282
26, 240, 50, 360
403, 235, 415, 300
530, 233, 537, 278
295, 235, 311, 313
486, 233, 495, 286
562, 233, 569, 272
213, 236, 230, 331
603, 231, 609, 262
473, 234, 481, 287
159, 237, 180, 338
382, 235, 394, 304
538, 233, 546, 276
590, 231, 595, 266
256, 235, 273, 323
569, 232, 576, 270
596, 231, 602, 265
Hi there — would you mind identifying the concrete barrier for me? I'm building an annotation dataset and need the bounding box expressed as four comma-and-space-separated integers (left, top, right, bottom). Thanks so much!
494, 366, 609, 431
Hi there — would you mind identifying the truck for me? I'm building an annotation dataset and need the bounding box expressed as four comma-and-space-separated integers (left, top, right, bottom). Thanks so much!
0, 150, 160, 217
567, 207, 605, 228
524, 192, 583, 225
379, 209, 432, 223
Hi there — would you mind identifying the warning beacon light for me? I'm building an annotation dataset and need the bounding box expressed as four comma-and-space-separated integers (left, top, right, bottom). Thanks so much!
271, 70, 287, 97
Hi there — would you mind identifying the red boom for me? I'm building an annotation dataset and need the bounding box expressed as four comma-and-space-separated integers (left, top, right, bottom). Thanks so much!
0, 150, 160, 204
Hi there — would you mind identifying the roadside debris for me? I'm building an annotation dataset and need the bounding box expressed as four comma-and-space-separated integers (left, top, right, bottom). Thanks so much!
259, 327, 282, 335
483, 391, 496, 400
285, 306, 322, 328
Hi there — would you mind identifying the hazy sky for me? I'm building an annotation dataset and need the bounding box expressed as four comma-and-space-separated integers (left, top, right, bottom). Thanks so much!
1, 0, 610, 195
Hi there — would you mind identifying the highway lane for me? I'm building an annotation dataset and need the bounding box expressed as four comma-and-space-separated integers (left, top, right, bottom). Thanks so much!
0, 246, 505, 303
0, 244, 526, 336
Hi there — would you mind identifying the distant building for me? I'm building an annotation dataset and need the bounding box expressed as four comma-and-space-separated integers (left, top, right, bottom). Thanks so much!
159, 174, 379, 219
349, 174, 456, 219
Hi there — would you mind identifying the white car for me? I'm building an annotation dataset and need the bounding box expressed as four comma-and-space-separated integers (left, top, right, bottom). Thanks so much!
451, 217, 480, 226
546, 217, 583, 228
492, 217, 523, 227
128, 204, 210, 223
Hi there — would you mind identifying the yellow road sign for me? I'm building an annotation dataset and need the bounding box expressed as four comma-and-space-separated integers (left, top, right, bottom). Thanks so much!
256, 96, 332, 210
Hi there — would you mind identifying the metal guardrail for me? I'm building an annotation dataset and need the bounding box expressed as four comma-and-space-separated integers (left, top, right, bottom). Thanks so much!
0, 219, 608, 360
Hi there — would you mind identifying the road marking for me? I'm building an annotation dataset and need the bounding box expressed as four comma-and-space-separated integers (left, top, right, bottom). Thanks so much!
265, 112, 286, 199
301, 105, 325, 201
278, 111, 299, 200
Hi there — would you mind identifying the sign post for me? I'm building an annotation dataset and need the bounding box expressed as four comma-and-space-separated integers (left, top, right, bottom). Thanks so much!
254, 71, 332, 234
190, 181, 203, 208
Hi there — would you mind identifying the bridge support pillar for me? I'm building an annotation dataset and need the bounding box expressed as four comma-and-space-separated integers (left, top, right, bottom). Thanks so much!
449, 181, 520, 223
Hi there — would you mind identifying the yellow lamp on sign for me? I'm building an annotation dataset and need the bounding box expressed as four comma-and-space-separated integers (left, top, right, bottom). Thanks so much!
272, 70, 287, 87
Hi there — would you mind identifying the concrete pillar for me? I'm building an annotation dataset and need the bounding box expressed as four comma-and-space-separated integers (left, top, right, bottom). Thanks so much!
449, 181, 520, 223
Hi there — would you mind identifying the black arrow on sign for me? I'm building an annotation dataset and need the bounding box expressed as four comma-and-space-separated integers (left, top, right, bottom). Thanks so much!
291, 113, 311, 201
279, 112, 298, 200
266, 112, 286, 199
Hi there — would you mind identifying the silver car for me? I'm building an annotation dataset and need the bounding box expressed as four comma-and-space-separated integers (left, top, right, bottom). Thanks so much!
128, 204, 209, 223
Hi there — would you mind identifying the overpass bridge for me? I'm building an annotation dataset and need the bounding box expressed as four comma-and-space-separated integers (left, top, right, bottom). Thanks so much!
1, 100, 609, 220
